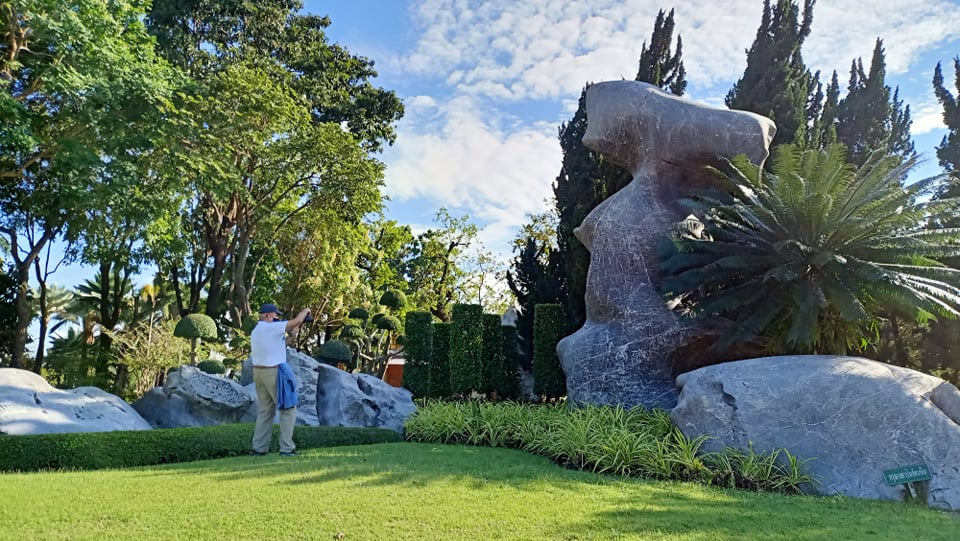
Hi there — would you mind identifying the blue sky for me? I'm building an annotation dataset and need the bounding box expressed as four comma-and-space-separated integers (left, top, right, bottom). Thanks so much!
309, 0, 960, 254
32, 0, 960, 301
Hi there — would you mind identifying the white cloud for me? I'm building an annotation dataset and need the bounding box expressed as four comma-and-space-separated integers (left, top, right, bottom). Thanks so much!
372, 0, 960, 258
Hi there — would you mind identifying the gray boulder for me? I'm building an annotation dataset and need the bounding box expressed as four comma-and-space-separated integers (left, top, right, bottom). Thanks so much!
670, 356, 960, 511
133, 365, 256, 427
135, 348, 415, 434
0, 368, 151, 435
557, 80, 776, 410
294, 349, 415, 433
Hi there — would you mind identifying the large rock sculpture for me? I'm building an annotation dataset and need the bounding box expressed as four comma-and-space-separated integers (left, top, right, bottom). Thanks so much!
670, 356, 960, 511
133, 365, 257, 428
557, 80, 776, 409
0, 368, 152, 435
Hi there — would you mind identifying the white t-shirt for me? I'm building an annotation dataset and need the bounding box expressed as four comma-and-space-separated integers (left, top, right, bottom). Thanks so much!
250, 321, 288, 367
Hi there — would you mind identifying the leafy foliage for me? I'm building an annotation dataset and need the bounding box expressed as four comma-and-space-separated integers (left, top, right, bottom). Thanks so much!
532, 304, 567, 399
405, 401, 820, 494
401, 312, 432, 396
449, 303, 483, 395
428, 322, 452, 398
0, 424, 401, 472
933, 56, 960, 177
636, 8, 687, 96
661, 144, 960, 354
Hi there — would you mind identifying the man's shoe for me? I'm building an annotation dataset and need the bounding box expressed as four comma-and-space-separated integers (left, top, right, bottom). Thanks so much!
279, 451, 297, 457
250, 450, 267, 456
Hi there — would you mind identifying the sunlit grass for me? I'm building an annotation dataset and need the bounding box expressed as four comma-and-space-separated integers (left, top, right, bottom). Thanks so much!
0, 442, 955, 540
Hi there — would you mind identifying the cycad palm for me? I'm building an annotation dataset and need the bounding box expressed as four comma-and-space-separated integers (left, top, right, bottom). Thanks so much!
661, 144, 960, 354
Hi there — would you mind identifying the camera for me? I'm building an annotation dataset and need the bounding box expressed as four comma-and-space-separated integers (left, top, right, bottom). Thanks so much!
304, 314, 314, 323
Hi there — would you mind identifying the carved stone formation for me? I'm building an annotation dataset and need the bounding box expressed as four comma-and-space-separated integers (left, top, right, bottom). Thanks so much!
557, 80, 776, 410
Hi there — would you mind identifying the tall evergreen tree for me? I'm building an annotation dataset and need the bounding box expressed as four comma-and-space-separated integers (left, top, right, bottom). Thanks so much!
726, 0, 817, 149
636, 9, 687, 96
807, 71, 840, 150
506, 236, 564, 370
835, 39, 916, 166
933, 57, 960, 177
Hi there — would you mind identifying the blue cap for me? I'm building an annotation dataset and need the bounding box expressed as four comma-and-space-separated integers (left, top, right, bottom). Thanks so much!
259, 303, 282, 315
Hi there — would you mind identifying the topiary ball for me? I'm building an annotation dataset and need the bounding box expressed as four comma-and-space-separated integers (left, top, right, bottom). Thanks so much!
347, 307, 369, 321
315, 340, 353, 364
196, 359, 226, 374
376, 315, 401, 332
379, 289, 407, 311
174, 313, 218, 340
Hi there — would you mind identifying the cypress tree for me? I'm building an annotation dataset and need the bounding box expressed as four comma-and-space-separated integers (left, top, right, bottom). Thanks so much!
726, 0, 817, 149
836, 39, 916, 166
636, 8, 688, 96
808, 70, 840, 150
933, 57, 960, 178
506, 237, 564, 370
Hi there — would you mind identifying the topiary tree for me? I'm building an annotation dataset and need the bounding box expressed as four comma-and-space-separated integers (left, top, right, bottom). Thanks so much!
173, 313, 218, 366
347, 307, 370, 321
500, 324, 522, 400
532, 304, 567, 400
481, 313, 505, 397
315, 340, 354, 368
196, 359, 225, 375
449, 303, 483, 395
429, 322, 452, 398
403, 311, 433, 397
379, 289, 407, 312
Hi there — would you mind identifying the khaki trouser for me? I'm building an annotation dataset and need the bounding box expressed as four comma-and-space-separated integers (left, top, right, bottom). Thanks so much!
252, 366, 297, 454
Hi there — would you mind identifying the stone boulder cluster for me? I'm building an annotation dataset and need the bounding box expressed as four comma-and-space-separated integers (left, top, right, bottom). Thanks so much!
0, 348, 415, 437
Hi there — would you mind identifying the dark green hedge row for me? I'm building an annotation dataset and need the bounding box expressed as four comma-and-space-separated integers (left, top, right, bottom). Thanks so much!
449, 303, 483, 394
403, 311, 433, 397
0, 424, 402, 472
429, 322, 452, 397
533, 303, 567, 399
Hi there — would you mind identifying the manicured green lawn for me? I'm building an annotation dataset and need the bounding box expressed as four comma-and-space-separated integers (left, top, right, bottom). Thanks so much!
1, 442, 955, 540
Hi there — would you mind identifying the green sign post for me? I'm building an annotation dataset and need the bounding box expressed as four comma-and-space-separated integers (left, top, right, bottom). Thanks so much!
882, 464, 932, 486
883, 464, 931, 501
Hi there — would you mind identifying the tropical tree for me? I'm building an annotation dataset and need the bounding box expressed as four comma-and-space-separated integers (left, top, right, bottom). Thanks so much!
404, 209, 479, 322
660, 144, 960, 355
0, 0, 175, 367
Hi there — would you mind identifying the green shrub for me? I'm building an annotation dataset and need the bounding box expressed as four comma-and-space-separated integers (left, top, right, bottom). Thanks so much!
499, 325, 522, 400
481, 314, 505, 396
379, 289, 407, 311
403, 311, 433, 397
316, 340, 353, 366
429, 322, 451, 398
0, 424, 402, 472
196, 360, 226, 374
532, 304, 566, 399
347, 307, 370, 321
404, 401, 819, 496
174, 313, 218, 365
449, 304, 483, 394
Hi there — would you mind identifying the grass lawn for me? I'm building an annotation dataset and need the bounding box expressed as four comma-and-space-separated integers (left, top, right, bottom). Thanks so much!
1, 442, 956, 540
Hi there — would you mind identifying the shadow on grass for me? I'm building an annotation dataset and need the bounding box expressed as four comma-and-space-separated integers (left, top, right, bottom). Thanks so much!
140, 442, 958, 540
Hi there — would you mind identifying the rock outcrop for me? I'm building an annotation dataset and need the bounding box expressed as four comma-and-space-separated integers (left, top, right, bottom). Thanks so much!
135, 349, 415, 434
670, 356, 960, 511
0, 368, 152, 435
557, 80, 776, 409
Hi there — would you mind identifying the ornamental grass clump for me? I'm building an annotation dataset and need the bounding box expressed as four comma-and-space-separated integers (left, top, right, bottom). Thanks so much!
405, 401, 819, 495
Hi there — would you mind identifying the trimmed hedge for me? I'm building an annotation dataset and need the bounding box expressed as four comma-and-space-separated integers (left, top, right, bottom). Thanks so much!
429, 322, 452, 398
533, 303, 567, 399
449, 304, 483, 394
500, 325, 522, 400
481, 314, 505, 396
0, 424, 402, 472
403, 311, 433, 397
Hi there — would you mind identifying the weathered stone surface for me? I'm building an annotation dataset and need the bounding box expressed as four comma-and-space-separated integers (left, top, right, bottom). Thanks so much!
302, 350, 416, 433
133, 366, 256, 428
670, 356, 960, 511
0, 368, 151, 435
557, 80, 776, 409
68, 346, 416, 434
